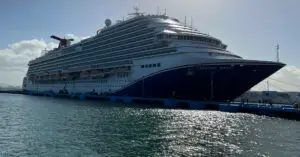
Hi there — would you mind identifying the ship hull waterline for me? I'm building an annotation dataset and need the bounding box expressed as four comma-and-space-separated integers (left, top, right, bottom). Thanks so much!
112, 61, 285, 102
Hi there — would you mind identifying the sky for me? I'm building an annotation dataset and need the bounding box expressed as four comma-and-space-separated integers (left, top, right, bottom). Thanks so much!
0, 0, 300, 91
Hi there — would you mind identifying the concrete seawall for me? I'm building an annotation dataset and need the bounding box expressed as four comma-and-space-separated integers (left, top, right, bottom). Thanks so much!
1, 90, 300, 121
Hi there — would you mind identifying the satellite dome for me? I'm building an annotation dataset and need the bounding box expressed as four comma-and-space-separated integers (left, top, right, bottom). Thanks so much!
105, 19, 112, 27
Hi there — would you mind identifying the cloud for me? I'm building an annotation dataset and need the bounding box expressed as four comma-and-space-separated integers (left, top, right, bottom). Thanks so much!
251, 65, 300, 92
0, 34, 89, 86
0, 40, 56, 69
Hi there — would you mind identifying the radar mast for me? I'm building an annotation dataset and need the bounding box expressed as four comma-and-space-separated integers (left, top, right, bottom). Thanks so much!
128, 6, 142, 17
276, 44, 280, 62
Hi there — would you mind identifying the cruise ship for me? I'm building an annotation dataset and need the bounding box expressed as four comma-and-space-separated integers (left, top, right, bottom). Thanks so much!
23, 10, 285, 102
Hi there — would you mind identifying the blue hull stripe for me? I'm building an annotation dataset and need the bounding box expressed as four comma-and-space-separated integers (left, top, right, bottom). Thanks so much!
113, 62, 284, 101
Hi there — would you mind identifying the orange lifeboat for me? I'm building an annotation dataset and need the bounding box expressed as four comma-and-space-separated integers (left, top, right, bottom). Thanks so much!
90, 69, 103, 74
80, 71, 90, 78
61, 73, 71, 79
90, 69, 105, 78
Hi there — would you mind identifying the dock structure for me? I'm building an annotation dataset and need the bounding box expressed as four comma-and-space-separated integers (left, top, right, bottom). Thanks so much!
1, 90, 300, 121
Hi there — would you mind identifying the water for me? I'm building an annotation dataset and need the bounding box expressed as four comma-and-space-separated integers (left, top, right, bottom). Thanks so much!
0, 94, 299, 157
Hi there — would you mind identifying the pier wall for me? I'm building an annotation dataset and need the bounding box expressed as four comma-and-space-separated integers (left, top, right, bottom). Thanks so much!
1, 90, 299, 121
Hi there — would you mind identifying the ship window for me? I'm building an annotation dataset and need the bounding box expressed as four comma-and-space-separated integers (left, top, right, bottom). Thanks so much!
157, 34, 163, 39
153, 64, 156, 67
149, 64, 152, 68
145, 65, 149, 68
141, 65, 144, 68
170, 35, 177, 39
157, 63, 161, 67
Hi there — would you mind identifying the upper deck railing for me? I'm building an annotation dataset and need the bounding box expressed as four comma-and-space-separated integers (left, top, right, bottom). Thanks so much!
28, 9, 222, 66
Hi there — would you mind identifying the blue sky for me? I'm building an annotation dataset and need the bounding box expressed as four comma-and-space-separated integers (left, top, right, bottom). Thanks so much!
0, 0, 300, 87
1, 0, 299, 64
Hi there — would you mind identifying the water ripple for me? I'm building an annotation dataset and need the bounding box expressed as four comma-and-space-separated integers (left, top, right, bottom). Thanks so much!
0, 94, 299, 157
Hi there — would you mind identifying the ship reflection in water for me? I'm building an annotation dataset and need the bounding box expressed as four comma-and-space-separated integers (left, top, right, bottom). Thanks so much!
0, 93, 299, 156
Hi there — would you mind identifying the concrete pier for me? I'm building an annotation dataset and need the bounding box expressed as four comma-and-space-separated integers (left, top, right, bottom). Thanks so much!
1, 90, 300, 121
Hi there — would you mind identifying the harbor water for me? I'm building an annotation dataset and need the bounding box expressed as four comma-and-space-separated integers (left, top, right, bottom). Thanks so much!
0, 93, 299, 157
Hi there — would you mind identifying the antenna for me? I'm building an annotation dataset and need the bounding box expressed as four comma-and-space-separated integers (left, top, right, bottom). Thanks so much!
157, 6, 160, 15
276, 44, 280, 62
191, 16, 193, 28
184, 16, 187, 27
134, 6, 139, 13
129, 5, 141, 17
164, 8, 167, 15
267, 80, 270, 94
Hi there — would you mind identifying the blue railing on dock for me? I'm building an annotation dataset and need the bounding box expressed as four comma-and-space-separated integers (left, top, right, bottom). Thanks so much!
1, 90, 299, 120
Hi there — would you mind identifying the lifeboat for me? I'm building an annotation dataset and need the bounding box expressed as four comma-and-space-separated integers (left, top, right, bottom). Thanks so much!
37, 76, 42, 80
40, 75, 45, 80
50, 74, 58, 80
40, 75, 48, 80
80, 71, 90, 78
61, 73, 71, 79
33, 76, 39, 80
90, 69, 105, 78
112, 66, 131, 73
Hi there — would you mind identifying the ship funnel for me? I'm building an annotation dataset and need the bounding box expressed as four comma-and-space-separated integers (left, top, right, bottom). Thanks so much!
50, 35, 74, 48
